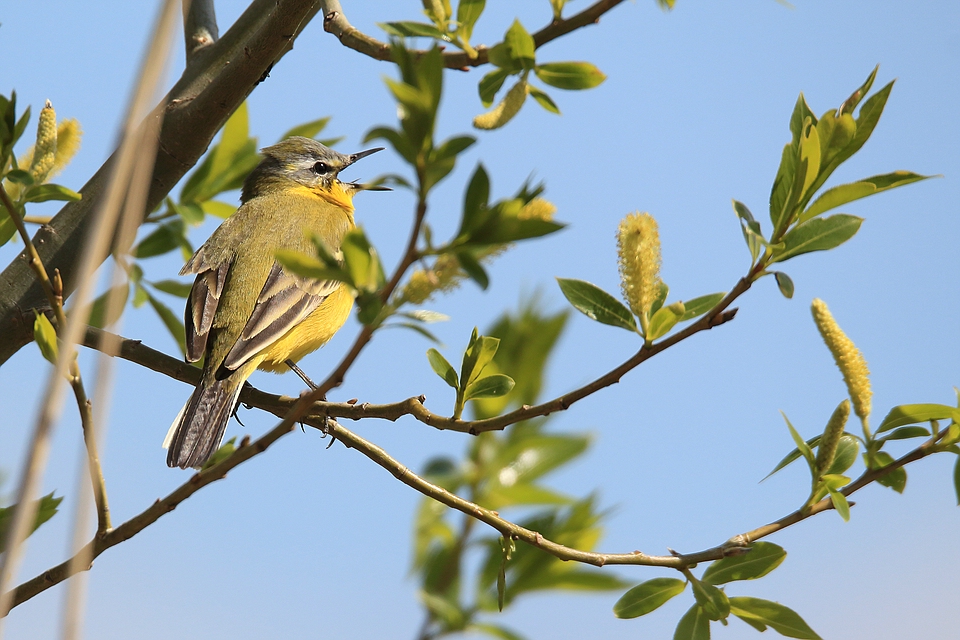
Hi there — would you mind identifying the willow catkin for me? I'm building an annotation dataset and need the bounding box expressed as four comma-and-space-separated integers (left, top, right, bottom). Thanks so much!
617, 212, 662, 323
811, 299, 872, 421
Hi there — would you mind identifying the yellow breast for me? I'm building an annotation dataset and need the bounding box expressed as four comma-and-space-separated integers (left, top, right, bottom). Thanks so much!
256, 284, 354, 373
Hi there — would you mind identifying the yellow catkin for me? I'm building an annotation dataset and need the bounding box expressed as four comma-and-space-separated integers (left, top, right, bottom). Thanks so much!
617, 212, 662, 325
401, 254, 465, 304
811, 299, 872, 420
50, 118, 81, 177
816, 399, 850, 476
29, 100, 57, 183
517, 197, 556, 221
473, 79, 527, 130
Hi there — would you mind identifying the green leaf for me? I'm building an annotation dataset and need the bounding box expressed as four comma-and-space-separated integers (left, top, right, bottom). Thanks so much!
386, 321, 441, 343
773, 272, 794, 299
464, 374, 515, 400
364, 126, 416, 164
456, 251, 489, 289
0, 492, 63, 553
208, 102, 251, 193
674, 604, 711, 640
492, 434, 589, 484
456, 0, 485, 44
483, 482, 572, 508
504, 20, 536, 71
954, 456, 960, 506
379, 21, 445, 39
460, 330, 499, 389
729, 597, 821, 640
427, 348, 459, 388
341, 228, 384, 293
702, 542, 786, 585
275, 249, 348, 284
613, 578, 686, 619
467, 214, 565, 246
200, 200, 237, 219
824, 435, 859, 475
33, 312, 59, 364
647, 302, 685, 341
201, 437, 237, 470
460, 164, 490, 237
87, 282, 131, 328
5, 169, 34, 185
763, 436, 819, 478
691, 578, 729, 621
879, 425, 930, 442
556, 278, 638, 332
146, 291, 186, 356
22, 183, 82, 203
172, 200, 204, 226
679, 293, 725, 321
782, 412, 816, 468
149, 279, 193, 298
433, 135, 476, 162
534, 62, 606, 90
876, 403, 960, 434
134, 220, 187, 259
466, 623, 525, 640
771, 214, 862, 263
281, 116, 332, 140
872, 451, 907, 493
801, 172, 934, 222
479, 68, 511, 107
828, 488, 850, 521
528, 86, 560, 114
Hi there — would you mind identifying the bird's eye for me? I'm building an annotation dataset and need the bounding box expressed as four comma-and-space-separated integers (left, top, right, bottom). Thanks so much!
312, 161, 330, 174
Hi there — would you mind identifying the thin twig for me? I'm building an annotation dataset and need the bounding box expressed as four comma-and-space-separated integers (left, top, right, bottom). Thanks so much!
6, 399, 943, 611
182, 0, 219, 61
320, 0, 627, 69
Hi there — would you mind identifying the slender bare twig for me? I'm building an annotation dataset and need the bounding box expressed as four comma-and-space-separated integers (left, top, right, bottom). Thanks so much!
182, 0, 219, 61
7, 396, 939, 613
0, 191, 106, 627
320, 0, 627, 69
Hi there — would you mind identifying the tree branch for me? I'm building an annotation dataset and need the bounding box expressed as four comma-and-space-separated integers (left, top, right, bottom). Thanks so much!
320, 0, 627, 69
0, 0, 325, 366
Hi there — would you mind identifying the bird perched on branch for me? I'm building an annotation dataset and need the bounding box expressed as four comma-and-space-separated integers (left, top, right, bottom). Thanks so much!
164, 136, 384, 469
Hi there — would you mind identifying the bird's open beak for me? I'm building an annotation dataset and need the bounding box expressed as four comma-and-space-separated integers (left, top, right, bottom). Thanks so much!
346, 147, 384, 167
344, 181, 392, 193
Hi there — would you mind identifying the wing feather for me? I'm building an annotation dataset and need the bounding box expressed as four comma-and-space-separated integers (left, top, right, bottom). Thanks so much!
184, 258, 230, 363
220, 262, 341, 372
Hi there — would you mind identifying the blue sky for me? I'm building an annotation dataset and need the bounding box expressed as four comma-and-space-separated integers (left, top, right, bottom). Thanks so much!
1, 1, 958, 638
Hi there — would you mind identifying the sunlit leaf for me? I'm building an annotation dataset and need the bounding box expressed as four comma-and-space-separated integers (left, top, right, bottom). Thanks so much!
729, 597, 822, 639
771, 214, 862, 263
556, 278, 638, 332
702, 542, 786, 585
613, 578, 686, 618
534, 62, 606, 90
876, 404, 960, 434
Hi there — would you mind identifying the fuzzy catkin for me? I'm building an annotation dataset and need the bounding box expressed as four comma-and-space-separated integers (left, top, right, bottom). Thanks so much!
29, 100, 57, 183
811, 299, 872, 420
473, 79, 527, 130
617, 212, 662, 321
816, 399, 850, 476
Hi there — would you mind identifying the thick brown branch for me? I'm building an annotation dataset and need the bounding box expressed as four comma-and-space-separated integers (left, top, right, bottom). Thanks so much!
321, 0, 627, 69
0, 0, 324, 366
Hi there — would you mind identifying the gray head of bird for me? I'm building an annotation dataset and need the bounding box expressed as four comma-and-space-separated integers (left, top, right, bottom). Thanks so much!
241, 136, 387, 202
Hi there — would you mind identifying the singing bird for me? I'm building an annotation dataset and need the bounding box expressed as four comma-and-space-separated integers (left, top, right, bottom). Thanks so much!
164, 136, 384, 469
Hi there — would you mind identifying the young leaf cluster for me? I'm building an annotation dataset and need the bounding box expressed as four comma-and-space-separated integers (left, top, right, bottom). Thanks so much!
733, 67, 934, 298
614, 542, 821, 639
476, 19, 606, 129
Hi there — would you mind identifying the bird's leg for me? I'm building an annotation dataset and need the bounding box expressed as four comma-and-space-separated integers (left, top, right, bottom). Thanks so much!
286, 359, 319, 390
231, 381, 255, 427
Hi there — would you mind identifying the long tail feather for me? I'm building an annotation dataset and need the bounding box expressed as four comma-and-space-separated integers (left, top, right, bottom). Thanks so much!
165, 376, 243, 469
